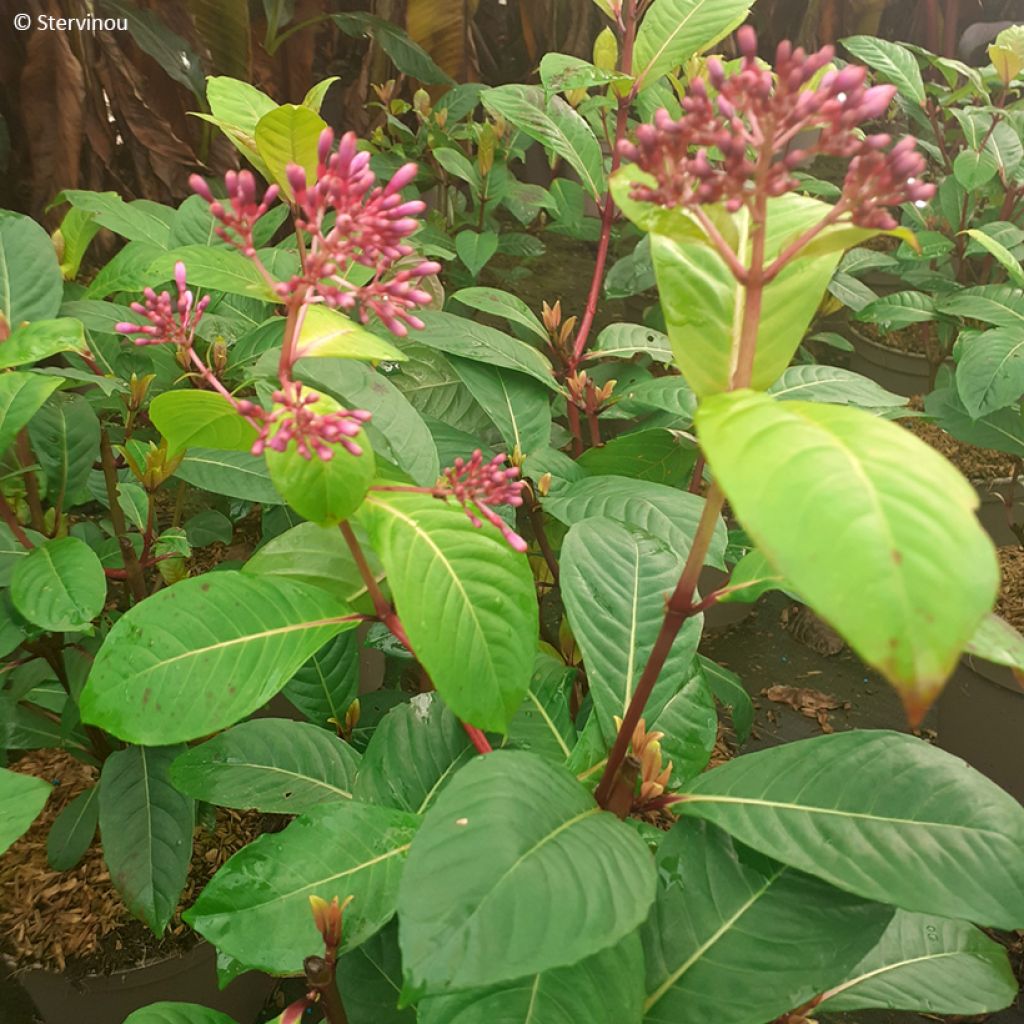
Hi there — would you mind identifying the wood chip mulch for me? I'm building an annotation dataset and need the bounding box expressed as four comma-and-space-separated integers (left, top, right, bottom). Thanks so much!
761, 684, 850, 734
996, 544, 1024, 634
1, 749, 266, 976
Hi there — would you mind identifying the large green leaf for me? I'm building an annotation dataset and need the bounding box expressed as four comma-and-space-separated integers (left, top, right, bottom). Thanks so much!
767, 365, 907, 410
148, 246, 283, 301
412, 312, 559, 392
297, 305, 406, 362
46, 784, 99, 870
543, 477, 727, 568
0, 211, 66, 325
819, 910, 1017, 1015
697, 390, 998, 715
398, 751, 657, 993
10, 537, 106, 632
99, 745, 194, 936
591, 323, 672, 363
451, 287, 548, 343
150, 390, 258, 453
612, 377, 696, 422
170, 718, 360, 813
27, 392, 101, 504
677, 730, 1024, 928
956, 328, 1024, 417
926, 385, 1024, 458
651, 666, 718, 786
0, 372, 62, 456
449, 357, 552, 457
576, 429, 698, 485
937, 285, 1024, 328
562, 519, 702, 740
644, 820, 893, 1024
331, 13, 453, 86
357, 491, 537, 733
80, 572, 359, 744
57, 190, 173, 247
419, 935, 645, 1024
296, 357, 439, 486
0, 318, 85, 370
185, 800, 420, 973
336, 920, 415, 1024
254, 104, 326, 200
634, 0, 752, 89
0, 767, 50, 855
649, 192, 843, 396
174, 448, 285, 504
283, 631, 361, 727
353, 693, 474, 813
122, 1005, 238, 1024
243, 521, 382, 613
842, 35, 926, 106
481, 86, 604, 200
507, 650, 577, 762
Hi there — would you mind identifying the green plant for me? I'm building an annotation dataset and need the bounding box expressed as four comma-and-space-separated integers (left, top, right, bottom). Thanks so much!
4, 6, 1024, 1024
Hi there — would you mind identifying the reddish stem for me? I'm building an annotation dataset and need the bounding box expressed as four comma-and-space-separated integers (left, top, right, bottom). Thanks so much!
0, 493, 33, 549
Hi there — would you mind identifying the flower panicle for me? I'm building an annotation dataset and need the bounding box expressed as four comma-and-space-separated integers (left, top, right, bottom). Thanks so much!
619, 27, 935, 228
115, 261, 209, 347
189, 170, 280, 257
441, 449, 528, 553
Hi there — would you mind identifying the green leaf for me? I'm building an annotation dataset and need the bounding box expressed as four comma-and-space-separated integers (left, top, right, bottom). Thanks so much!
965, 613, 1024, 671
202, 76, 275, 176
11, 537, 106, 632
254, 104, 327, 200
54, 204, 100, 279
843, 36, 926, 105
651, 194, 843, 396
46, 784, 99, 870
398, 751, 657, 993
481, 86, 605, 200
413, 311, 559, 392
331, 13, 453, 86
612, 377, 696, 421
295, 358, 439, 487
455, 230, 499, 279
80, 572, 359, 745
353, 693, 474, 813
0, 372, 62, 456
562, 519, 702, 739
857, 290, 937, 327
507, 651, 577, 761
717, 548, 787, 604
938, 285, 1024, 328
954, 148, 1000, 189
170, 718, 360, 813
0, 767, 50, 855
451, 288, 549, 344
419, 935, 645, 1024
297, 305, 406, 362
634, 0, 751, 88
283, 631, 361, 727
150, 390, 259, 453
768, 365, 908, 409
185, 800, 420, 973
678, 730, 1024, 928
336, 919, 415, 1024
591, 322, 672, 363
265, 395, 375, 526
577, 429, 697, 484
81, 241, 164, 300
0, 211, 63, 327
175, 448, 285, 504
652, 667, 718, 785
302, 76, 340, 113
27, 392, 100, 505
357, 491, 537, 732
184, 509, 233, 547
244, 522, 382, 613
642, 820, 894, 1024
122, 1005, 238, 1024
956, 328, 1024, 417
57, 190, 173, 247
0, 318, 86, 370
539, 52, 629, 93
449, 357, 552, 457
148, 246, 282, 301
926, 386, 1024, 458
697, 390, 998, 716
99, 744, 194, 936
962, 228, 1024, 288
544, 477, 727, 568
819, 910, 1017, 1015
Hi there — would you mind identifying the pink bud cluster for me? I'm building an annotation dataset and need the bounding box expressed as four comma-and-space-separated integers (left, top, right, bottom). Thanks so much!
238, 381, 371, 461
274, 129, 441, 335
189, 170, 280, 257
116, 262, 209, 347
619, 27, 935, 229
441, 451, 528, 552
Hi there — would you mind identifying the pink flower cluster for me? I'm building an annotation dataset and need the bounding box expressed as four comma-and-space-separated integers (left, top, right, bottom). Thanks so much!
238, 381, 371, 461
276, 129, 441, 335
189, 170, 279, 258
116, 262, 209, 348
620, 27, 935, 229
441, 451, 528, 552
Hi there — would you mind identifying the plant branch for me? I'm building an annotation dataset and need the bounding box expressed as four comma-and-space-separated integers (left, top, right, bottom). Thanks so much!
594, 484, 726, 810
16, 432, 45, 533
304, 956, 349, 1024
99, 429, 148, 605
0, 493, 33, 549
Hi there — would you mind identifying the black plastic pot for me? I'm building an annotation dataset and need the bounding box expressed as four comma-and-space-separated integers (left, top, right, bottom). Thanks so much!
975, 478, 1021, 547
848, 332, 935, 397
937, 655, 1024, 803
15, 940, 275, 1024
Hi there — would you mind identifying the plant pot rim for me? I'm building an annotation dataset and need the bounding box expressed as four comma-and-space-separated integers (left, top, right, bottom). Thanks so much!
975, 475, 1023, 492
963, 654, 1024, 696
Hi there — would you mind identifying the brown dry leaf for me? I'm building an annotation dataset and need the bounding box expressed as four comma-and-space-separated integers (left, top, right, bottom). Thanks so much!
406, 0, 479, 81
762, 684, 850, 733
